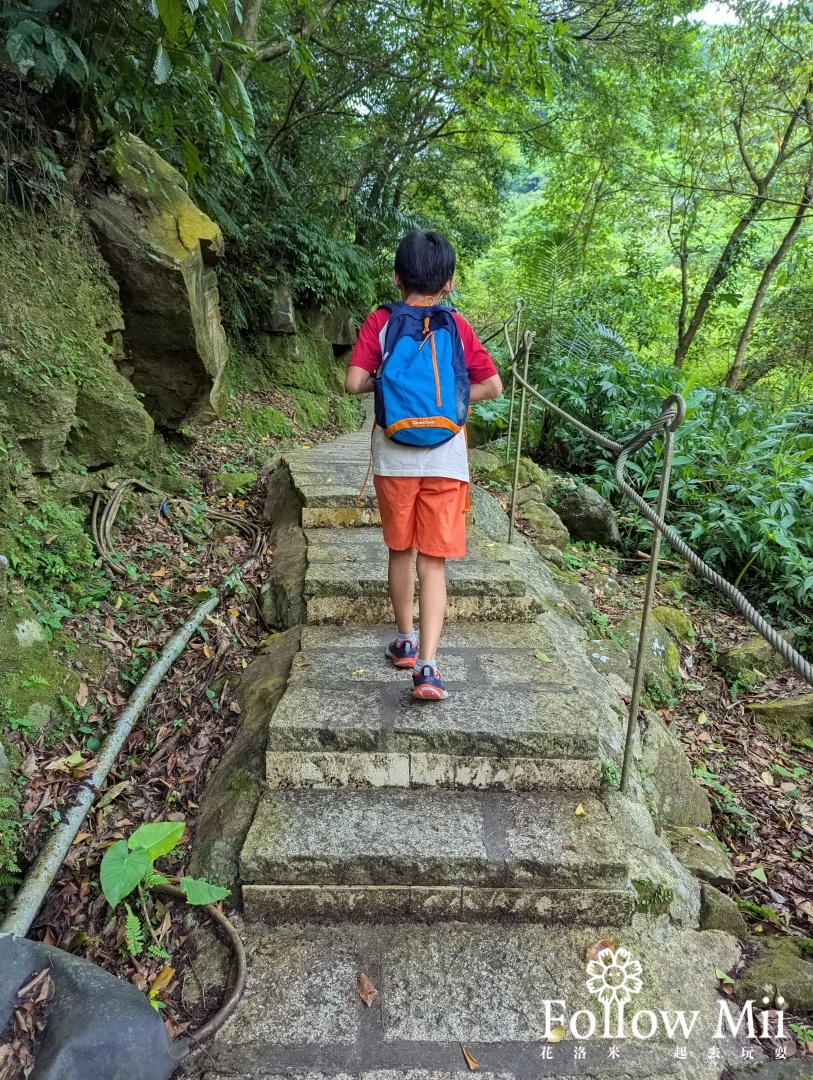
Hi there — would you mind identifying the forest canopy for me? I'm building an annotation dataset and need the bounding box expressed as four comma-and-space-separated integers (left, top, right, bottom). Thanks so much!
2, 0, 813, 618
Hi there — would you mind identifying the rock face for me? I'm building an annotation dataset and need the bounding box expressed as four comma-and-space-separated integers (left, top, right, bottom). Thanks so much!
614, 612, 682, 692
699, 884, 747, 937
521, 502, 570, 549
717, 630, 797, 682
640, 715, 712, 829
735, 937, 813, 1013
549, 479, 622, 547
89, 135, 228, 430
666, 826, 734, 887
750, 693, 813, 744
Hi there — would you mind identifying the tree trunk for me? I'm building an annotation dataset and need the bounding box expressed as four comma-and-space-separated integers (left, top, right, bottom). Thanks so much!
673, 195, 764, 365
232, 0, 263, 42
725, 204, 810, 388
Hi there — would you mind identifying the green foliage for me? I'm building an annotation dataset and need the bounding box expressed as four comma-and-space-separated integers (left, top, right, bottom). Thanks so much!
100, 840, 151, 908
179, 876, 230, 905
124, 903, 146, 957
3, 500, 98, 597
632, 877, 674, 915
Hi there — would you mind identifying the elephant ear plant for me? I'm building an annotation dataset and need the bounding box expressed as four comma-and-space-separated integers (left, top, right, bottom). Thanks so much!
100, 821, 229, 970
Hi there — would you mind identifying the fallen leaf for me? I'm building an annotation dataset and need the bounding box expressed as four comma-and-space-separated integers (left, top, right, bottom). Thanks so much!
228, 700, 242, 714
697, 711, 708, 725
150, 966, 175, 995
547, 1024, 566, 1043
115, 594, 123, 610
228, 608, 240, 618
151, 568, 167, 578
761, 770, 774, 786
147, 592, 160, 604
19, 752, 37, 779
358, 972, 378, 1006
294, 661, 311, 668
534, 651, 552, 663
45, 533, 57, 545
751, 865, 769, 885
796, 899, 813, 919
585, 939, 614, 964
72, 832, 91, 845
350, 668, 366, 676
461, 1045, 480, 1071
76, 682, 89, 708
97, 780, 130, 810
575, 803, 586, 817
203, 644, 215, 660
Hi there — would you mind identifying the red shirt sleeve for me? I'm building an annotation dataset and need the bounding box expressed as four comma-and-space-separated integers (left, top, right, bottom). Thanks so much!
453, 313, 498, 384
348, 309, 388, 373
348, 308, 498, 384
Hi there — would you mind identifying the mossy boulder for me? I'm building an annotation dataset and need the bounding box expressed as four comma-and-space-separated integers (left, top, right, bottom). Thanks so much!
68, 371, 153, 467
750, 694, 813, 745
548, 478, 621, 547
89, 134, 228, 430
334, 396, 364, 433
587, 637, 633, 681
735, 937, 813, 1013
652, 606, 695, 645
468, 448, 501, 473
640, 715, 712, 829
487, 456, 556, 498
239, 404, 293, 441
699, 884, 747, 938
665, 825, 734, 887
0, 366, 76, 474
211, 471, 257, 496
0, 591, 80, 728
521, 502, 570, 549
717, 630, 797, 683
290, 389, 329, 431
614, 612, 682, 692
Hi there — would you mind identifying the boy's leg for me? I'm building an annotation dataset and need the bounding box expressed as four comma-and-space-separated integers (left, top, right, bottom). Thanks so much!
388, 547, 416, 634
415, 552, 446, 660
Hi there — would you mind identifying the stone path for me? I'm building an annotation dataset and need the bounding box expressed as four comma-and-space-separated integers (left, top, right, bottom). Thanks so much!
186, 424, 753, 1080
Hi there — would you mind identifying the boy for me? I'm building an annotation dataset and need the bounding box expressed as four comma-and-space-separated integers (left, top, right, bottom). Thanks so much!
344, 230, 502, 700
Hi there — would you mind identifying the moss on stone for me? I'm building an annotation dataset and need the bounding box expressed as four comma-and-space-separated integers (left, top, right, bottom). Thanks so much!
239, 404, 294, 440
334, 396, 364, 433
211, 471, 258, 496
290, 389, 330, 431
632, 876, 675, 916
750, 693, 813, 745
735, 937, 813, 1013
652, 606, 695, 644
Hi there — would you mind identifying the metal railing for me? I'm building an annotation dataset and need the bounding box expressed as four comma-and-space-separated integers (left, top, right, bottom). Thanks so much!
494, 300, 813, 794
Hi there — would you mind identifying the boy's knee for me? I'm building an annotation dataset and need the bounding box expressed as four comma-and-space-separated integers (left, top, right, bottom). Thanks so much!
417, 551, 445, 569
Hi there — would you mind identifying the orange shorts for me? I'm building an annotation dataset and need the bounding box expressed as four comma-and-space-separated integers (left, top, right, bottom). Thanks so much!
373, 475, 468, 559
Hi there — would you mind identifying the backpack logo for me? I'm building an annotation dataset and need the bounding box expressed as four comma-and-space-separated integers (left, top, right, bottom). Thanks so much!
373, 303, 470, 447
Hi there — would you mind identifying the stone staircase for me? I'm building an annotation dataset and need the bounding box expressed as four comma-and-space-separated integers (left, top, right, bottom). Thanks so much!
188, 425, 749, 1080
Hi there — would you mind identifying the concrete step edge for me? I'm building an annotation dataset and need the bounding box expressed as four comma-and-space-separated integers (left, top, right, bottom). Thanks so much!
265, 750, 601, 791
242, 883, 634, 925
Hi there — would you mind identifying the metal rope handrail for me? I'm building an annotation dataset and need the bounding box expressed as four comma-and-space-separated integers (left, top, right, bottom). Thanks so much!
502, 331, 813, 792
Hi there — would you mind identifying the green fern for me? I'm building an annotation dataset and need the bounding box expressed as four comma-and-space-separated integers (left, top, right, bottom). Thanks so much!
147, 943, 172, 961
124, 904, 145, 957
142, 869, 171, 888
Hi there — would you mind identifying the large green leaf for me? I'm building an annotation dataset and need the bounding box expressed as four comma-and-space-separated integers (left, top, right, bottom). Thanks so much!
179, 876, 231, 905
128, 821, 185, 862
220, 61, 255, 137
100, 841, 150, 907
156, 0, 183, 41
152, 42, 172, 85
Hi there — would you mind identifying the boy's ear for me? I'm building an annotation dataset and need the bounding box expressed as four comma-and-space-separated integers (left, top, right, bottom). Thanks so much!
392, 270, 402, 289
441, 277, 454, 296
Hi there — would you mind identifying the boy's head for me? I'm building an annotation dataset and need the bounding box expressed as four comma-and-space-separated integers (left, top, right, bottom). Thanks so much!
393, 230, 456, 299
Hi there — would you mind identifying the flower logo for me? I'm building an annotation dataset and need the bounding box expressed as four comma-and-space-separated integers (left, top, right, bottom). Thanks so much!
586, 947, 644, 1006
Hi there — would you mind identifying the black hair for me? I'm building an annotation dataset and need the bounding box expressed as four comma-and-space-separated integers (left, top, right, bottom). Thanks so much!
393, 230, 456, 295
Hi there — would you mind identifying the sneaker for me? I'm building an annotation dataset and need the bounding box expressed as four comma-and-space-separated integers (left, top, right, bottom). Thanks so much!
412, 663, 448, 700
385, 636, 419, 668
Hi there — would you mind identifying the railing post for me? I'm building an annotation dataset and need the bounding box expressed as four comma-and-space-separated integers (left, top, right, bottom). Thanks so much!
506, 367, 517, 464
507, 330, 533, 544
620, 425, 677, 793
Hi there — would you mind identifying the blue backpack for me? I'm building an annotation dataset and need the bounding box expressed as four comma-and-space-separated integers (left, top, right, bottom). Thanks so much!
372, 302, 470, 447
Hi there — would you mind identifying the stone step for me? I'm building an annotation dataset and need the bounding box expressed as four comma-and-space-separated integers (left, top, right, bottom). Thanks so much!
240, 789, 630, 895
302, 527, 541, 623
194, 920, 739, 1080
265, 625, 601, 768
265, 750, 599, 791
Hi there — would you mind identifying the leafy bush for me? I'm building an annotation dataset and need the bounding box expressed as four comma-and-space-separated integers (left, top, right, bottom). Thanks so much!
476, 316, 813, 622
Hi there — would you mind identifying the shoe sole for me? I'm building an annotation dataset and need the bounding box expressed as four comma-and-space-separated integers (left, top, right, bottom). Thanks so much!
412, 685, 448, 700
385, 649, 417, 669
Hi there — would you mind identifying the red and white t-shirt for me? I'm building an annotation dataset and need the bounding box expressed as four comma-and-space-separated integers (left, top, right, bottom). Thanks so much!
348, 308, 498, 481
